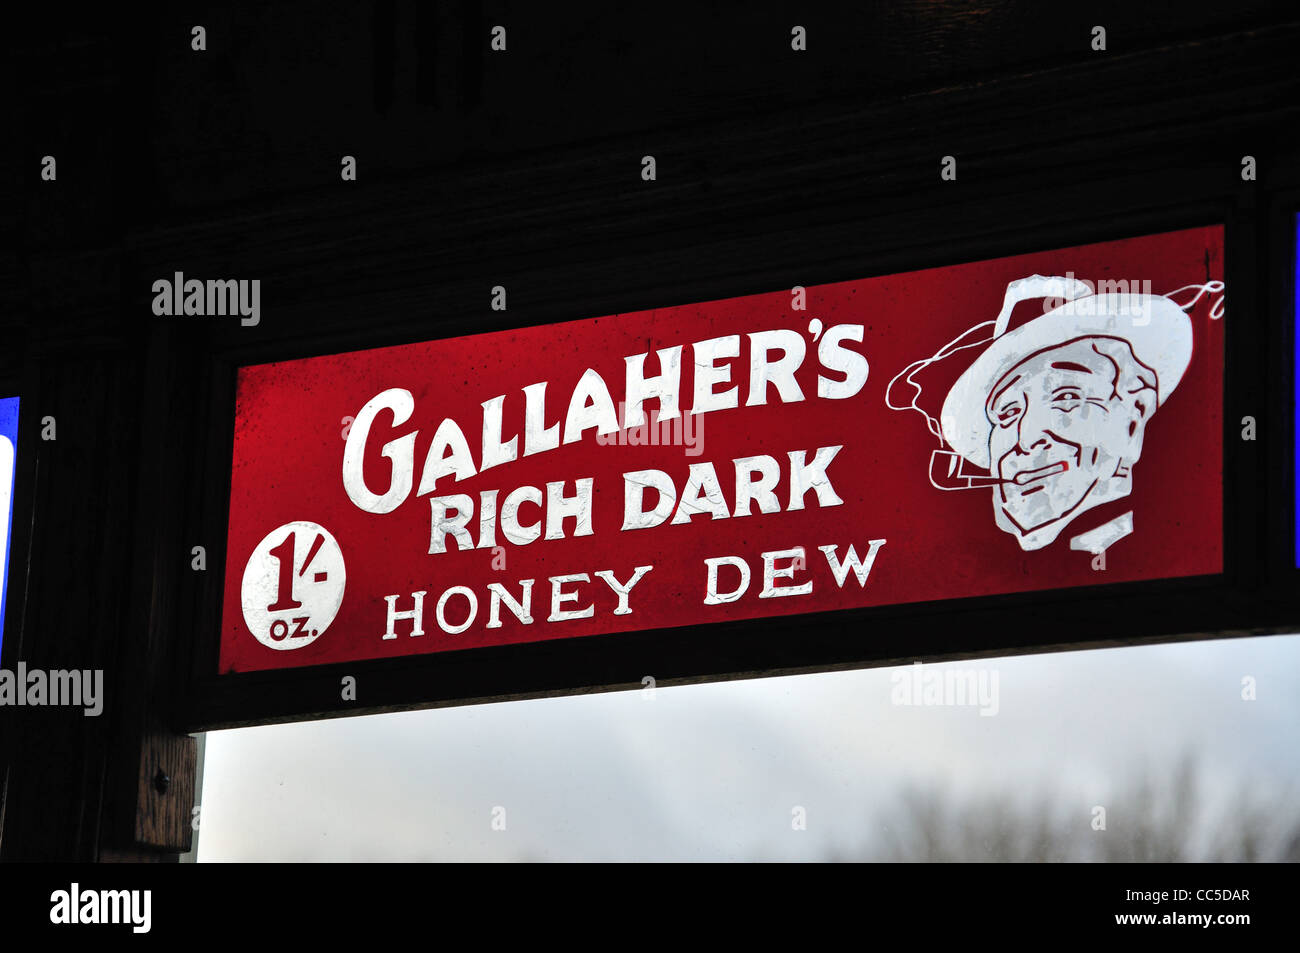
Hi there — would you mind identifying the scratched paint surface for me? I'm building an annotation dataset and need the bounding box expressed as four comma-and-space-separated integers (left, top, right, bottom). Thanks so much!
220, 226, 1224, 673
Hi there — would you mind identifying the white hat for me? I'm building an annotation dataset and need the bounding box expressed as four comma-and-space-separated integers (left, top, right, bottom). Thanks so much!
940, 276, 1193, 470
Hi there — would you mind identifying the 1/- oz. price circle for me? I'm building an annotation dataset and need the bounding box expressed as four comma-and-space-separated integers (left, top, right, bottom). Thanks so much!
241, 521, 347, 651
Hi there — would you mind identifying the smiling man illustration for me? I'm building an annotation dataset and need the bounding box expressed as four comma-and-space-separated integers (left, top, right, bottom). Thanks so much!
982, 335, 1158, 549
898, 274, 1197, 552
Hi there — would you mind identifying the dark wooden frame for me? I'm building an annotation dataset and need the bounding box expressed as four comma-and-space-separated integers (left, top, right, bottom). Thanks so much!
78, 16, 1286, 730
178, 195, 1296, 730
172, 8, 1300, 726
1268, 190, 1300, 584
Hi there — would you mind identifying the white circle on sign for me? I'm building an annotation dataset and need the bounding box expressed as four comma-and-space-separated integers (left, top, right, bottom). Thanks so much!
241, 521, 346, 651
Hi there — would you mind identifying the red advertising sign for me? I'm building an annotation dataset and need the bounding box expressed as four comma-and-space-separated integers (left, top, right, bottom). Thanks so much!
220, 226, 1225, 674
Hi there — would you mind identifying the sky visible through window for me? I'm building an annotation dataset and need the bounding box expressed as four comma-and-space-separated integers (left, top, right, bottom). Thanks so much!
196, 633, 1300, 862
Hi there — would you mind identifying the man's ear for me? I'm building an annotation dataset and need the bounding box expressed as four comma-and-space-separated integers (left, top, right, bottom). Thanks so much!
1129, 384, 1158, 423
1116, 395, 1155, 474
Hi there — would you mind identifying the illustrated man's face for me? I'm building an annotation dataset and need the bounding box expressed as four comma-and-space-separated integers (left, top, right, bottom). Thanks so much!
985, 337, 1157, 549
